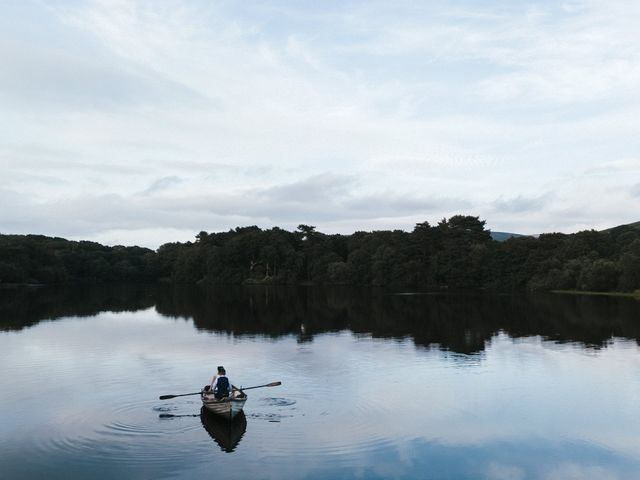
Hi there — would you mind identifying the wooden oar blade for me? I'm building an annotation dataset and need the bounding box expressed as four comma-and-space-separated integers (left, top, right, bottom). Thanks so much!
240, 381, 282, 391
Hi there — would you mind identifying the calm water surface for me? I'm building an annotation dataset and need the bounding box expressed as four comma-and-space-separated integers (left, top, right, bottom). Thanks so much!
1, 285, 640, 479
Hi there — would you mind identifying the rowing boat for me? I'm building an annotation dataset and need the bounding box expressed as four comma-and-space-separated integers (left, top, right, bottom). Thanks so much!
201, 386, 247, 420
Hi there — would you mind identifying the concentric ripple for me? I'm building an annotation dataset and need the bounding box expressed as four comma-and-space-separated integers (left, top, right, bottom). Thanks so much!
23, 396, 205, 476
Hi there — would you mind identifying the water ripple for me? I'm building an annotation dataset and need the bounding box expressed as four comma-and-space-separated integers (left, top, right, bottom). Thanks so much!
259, 397, 297, 407
27, 397, 205, 471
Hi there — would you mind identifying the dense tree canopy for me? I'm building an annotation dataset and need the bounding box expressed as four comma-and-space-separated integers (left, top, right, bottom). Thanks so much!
0, 234, 157, 284
2, 216, 640, 292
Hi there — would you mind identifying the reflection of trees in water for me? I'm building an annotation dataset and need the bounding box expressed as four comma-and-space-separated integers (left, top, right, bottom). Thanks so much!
2, 284, 640, 353
156, 286, 640, 353
0, 284, 155, 331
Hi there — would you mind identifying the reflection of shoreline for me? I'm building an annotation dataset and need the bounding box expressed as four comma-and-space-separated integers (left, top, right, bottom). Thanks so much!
2, 284, 640, 353
200, 407, 247, 453
156, 286, 640, 352
553, 289, 640, 298
0, 283, 155, 332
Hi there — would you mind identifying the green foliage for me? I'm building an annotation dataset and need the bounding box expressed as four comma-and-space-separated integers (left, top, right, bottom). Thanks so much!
577, 259, 619, 291
617, 239, 640, 291
3, 215, 640, 292
0, 234, 155, 284
326, 261, 353, 284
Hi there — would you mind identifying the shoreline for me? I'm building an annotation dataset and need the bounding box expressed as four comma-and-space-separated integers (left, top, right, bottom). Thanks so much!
552, 290, 640, 298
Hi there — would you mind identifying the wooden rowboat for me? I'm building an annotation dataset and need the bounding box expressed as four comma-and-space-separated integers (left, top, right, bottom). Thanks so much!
201, 386, 247, 420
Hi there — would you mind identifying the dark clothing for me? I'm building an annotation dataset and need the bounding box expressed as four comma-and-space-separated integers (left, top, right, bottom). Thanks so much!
214, 376, 231, 399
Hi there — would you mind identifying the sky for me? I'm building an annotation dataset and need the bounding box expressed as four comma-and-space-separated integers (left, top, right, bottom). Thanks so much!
1, 0, 639, 249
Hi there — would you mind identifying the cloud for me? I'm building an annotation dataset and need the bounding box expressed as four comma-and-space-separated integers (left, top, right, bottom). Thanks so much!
544, 462, 621, 480
486, 462, 525, 480
345, 193, 471, 217
0, 173, 476, 247
585, 158, 640, 175
0, 37, 209, 111
258, 173, 355, 203
341, 2, 640, 104
492, 194, 552, 214
141, 176, 183, 195
1, 1, 639, 244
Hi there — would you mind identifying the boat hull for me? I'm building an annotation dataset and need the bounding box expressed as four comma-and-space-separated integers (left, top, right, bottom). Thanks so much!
201, 389, 247, 420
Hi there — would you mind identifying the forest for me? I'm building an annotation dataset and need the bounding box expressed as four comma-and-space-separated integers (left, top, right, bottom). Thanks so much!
1, 215, 639, 292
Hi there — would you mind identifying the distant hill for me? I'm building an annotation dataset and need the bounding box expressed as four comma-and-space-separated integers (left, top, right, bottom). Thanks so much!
490, 231, 529, 242
490, 221, 640, 242
490, 221, 640, 240
603, 221, 640, 233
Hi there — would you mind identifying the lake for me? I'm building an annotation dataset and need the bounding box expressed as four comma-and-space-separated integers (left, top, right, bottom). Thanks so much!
1, 285, 640, 479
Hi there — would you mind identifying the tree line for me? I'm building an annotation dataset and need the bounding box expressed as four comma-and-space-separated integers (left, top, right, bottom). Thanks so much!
0, 234, 157, 284
1, 215, 639, 292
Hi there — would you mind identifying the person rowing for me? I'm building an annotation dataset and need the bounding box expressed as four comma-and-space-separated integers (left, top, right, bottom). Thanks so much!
206, 365, 237, 399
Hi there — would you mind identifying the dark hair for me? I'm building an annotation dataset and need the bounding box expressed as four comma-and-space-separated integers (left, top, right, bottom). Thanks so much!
217, 365, 225, 374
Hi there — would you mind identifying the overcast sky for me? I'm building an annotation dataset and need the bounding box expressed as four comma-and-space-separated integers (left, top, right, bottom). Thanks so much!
2, 0, 639, 248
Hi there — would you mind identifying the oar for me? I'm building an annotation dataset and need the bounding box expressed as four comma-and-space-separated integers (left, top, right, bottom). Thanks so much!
239, 381, 281, 392
159, 381, 281, 400
159, 391, 202, 400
